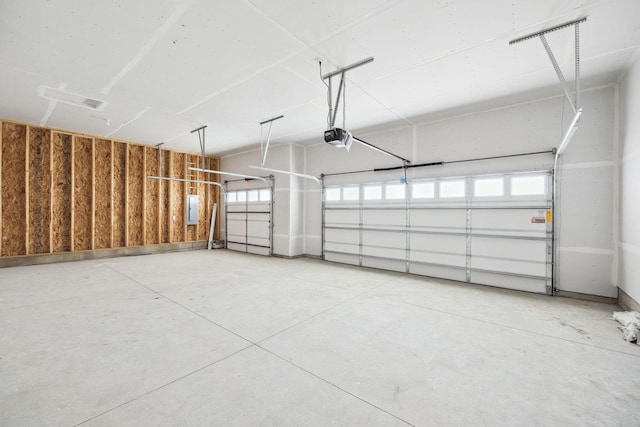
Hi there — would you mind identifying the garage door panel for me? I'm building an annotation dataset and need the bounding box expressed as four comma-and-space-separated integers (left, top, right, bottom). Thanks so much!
362, 256, 405, 273
247, 236, 270, 247
471, 237, 546, 263
410, 234, 465, 254
410, 209, 466, 229
227, 205, 247, 213
363, 209, 406, 227
247, 246, 270, 256
471, 257, 546, 277
227, 219, 246, 237
325, 242, 359, 254
409, 251, 466, 268
322, 171, 552, 294
247, 203, 270, 212
247, 220, 270, 238
472, 209, 548, 237
471, 271, 547, 294
325, 228, 359, 245
409, 263, 467, 282
363, 246, 405, 259
227, 242, 247, 252
325, 252, 359, 266
325, 209, 359, 225
362, 230, 405, 249
226, 184, 272, 256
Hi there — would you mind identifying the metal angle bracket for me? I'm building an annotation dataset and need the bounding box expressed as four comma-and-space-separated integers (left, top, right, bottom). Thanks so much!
191, 125, 208, 170
259, 115, 284, 166
510, 17, 586, 113
321, 57, 374, 129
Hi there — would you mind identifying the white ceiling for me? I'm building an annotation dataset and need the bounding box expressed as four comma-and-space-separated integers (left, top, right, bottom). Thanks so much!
0, 0, 638, 155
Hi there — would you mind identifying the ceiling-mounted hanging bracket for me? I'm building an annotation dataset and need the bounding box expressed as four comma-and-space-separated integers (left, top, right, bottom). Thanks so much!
191, 125, 208, 170
259, 115, 284, 166
510, 17, 586, 113
155, 142, 165, 177
321, 57, 374, 129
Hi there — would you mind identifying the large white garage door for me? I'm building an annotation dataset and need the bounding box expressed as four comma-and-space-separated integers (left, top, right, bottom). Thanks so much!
323, 171, 553, 294
225, 186, 273, 256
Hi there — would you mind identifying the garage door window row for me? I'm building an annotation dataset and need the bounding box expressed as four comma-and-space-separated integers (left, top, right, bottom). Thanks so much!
324, 174, 547, 202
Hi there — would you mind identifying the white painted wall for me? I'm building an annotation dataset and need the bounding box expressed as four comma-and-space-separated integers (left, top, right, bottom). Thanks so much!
618, 57, 640, 304
303, 87, 617, 297
222, 144, 290, 256
221, 143, 307, 257
221, 87, 618, 298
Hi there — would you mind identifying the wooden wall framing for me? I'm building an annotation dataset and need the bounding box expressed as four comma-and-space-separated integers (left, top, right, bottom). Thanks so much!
0, 118, 220, 259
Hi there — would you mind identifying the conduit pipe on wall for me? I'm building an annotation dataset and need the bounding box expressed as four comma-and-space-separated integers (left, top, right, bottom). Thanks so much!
188, 167, 272, 188
146, 176, 226, 193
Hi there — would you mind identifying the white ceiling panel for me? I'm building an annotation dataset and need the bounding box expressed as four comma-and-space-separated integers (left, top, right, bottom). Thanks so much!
107, 108, 203, 148
309, 0, 589, 87
0, 65, 57, 125
0, 0, 637, 156
246, 0, 398, 47
0, 0, 177, 93
108, 1, 306, 113
186, 64, 321, 125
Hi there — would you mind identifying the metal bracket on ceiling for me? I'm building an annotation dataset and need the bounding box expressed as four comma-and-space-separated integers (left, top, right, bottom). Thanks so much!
191, 125, 208, 170
259, 115, 284, 166
510, 17, 586, 155
510, 17, 586, 114
321, 57, 374, 129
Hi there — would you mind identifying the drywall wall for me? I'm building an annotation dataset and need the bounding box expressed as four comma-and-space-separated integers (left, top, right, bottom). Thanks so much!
221, 143, 311, 257
222, 144, 284, 255
302, 87, 617, 297
0, 118, 220, 260
619, 57, 640, 304
290, 145, 305, 256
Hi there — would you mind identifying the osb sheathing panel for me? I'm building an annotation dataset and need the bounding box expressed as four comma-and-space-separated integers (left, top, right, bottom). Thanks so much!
127, 145, 143, 246
94, 139, 112, 249
144, 146, 158, 245
112, 142, 127, 247
1, 122, 27, 256
73, 137, 93, 251
51, 132, 72, 253
170, 152, 185, 242
28, 127, 51, 254
160, 150, 170, 243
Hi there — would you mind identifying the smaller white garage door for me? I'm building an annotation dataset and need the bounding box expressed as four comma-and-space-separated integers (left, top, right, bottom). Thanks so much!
225, 187, 272, 256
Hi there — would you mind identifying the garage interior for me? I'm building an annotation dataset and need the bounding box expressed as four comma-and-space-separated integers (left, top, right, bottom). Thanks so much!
1, 0, 640, 425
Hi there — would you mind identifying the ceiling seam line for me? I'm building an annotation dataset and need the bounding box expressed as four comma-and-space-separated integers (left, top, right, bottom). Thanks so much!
100, 0, 194, 95
180, 0, 408, 115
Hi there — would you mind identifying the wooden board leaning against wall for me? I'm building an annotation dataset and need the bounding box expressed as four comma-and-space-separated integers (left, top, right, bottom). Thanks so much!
0, 119, 221, 259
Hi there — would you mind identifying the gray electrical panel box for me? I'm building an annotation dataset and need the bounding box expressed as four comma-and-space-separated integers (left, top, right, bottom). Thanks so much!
186, 194, 198, 225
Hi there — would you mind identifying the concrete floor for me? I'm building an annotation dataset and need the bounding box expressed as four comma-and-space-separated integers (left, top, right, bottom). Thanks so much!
1, 250, 639, 426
